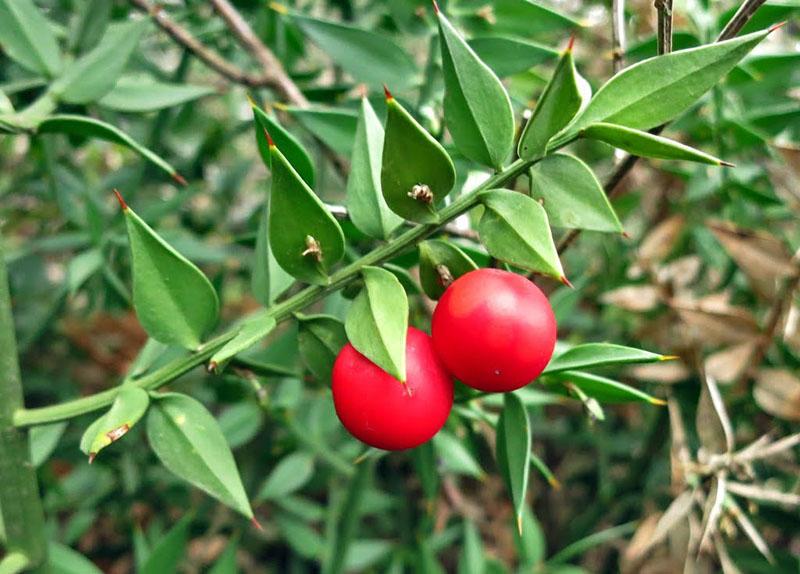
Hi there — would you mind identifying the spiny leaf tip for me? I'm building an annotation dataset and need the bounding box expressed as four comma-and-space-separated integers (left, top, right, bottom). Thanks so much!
566, 33, 576, 52
383, 84, 393, 101
560, 275, 574, 289
88, 452, 96, 464
251, 516, 264, 531
768, 21, 787, 33
720, 160, 736, 168
432, 0, 440, 14
263, 127, 275, 148
113, 189, 128, 210
172, 173, 188, 186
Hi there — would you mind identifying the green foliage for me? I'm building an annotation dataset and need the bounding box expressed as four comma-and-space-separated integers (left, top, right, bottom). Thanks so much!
79, 385, 149, 460
0, 0, 62, 76
418, 239, 478, 300
496, 393, 531, 533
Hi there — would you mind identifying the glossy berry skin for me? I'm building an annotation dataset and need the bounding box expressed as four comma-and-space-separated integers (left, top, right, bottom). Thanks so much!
431, 268, 557, 392
332, 327, 453, 450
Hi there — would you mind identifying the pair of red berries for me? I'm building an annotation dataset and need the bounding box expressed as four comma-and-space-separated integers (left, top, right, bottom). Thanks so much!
332, 268, 558, 450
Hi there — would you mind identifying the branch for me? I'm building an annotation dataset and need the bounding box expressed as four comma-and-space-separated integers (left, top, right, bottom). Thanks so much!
655, 0, 674, 54
611, 0, 627, 73
718, 0, 767, 41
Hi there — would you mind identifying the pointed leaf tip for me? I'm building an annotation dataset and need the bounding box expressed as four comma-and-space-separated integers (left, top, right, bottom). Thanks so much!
769, 21, 787, 33
432, 0, 440, 14
263, 128, 275, 148
172, 173, 187, 186
357, 83, 368, 98
383, 84, 393, 101
560, 275, 574, 288
269, 1, 288, 14
622, 230, 631, 239
720, 160, 736, 167
251, 516, 264, 531
517, 514, 523, 535
246, 93, 257, 108
88, 452, 96, 464
566, 33, 576, 52
113, 189, 128, 210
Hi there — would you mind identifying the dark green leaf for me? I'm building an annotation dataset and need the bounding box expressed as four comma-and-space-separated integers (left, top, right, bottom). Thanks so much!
496, 393, 531, 533
258, 452, 315, 500
251, 98, 315, 187
38, 115, 184, 181
459, 0, 582, 40
543, 343, 670, 374
418, 239, 478, 300
345, 266, 409, 381
433, 431, 484, 478
0, 0, 62, 76
347, 96, 402, 239
99, 76, 215, 112
582, 123, 729, 165
297, 314, 348, 384
68, 0, 111, 54
547, 371, 665, 405
477, 189, 564, 280
80, 385, 149, 460
252, 202, 294, 306
147, 393, 253, 518
210, 311, 277, 372
458, 520, 485, 574
322, 459, 373, 574
438, 8, 515, 169
121, 200, 219, 349
518, 44, 590, 159
528, 153, 622, 232
140, 514, 192, 574
0, 88, 14, 114
268, 139, 345, 285
53, 20, 148, 104
29, 421, 67, 467
48, 542, 103, 574
281, 105, 358, 157
468, 36, 558, 78
381, 93, 456, 223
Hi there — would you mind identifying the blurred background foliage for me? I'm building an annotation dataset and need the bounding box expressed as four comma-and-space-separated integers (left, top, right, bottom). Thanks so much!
1, 0, 799, 572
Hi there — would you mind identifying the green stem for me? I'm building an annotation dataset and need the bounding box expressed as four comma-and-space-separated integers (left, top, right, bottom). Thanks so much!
14, 158, 533, 428
0, 231, 48, 570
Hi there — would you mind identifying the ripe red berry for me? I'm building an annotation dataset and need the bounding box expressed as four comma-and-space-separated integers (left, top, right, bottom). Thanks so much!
431, 268, 557, 392
332, 327, 453, 450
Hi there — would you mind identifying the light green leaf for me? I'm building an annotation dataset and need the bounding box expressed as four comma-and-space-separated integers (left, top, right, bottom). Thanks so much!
68, 0, 111, 54
0, 89, 13, 114
99, 76, 215, 112
121, 199, 219, 349
48, 542, 102, 574
515, 505, 546, 568
468, 36, 558, 78
546, 371, 666, 405
29, 421, 67, 467
459, 0, 583, 40
140, 514, 192, 574
437, 8, 515, 169
518, 44, 590, 160
281, 105, 358, 157
53, 20, 148, 104
433, 431, 484, 478
0, 552, 29, 574
287, 11, 418, 90
67, 248, 103, 295
297, 314, 348, 385
528, 153, 622, 232
210, 311, 277, 372
268, 140, 345, 285
38, 115, 184, 182
81, 385, 150, 460
477, 189, 564, 280
543, 343, 670, 374
147, 393, 253, 518
252, 201, 294, 306
251, 98, 315, 187
218, 403, 263, 449
345, 266, 408, 381
582, 123, 729, 165
258, 452, 315, 500
347, 96, 402, 239
0, 0, 62, 76
381, 93, 456, 223
558, 28, 773, 139
496, 393, 531, 533
418, 239, 478, 300
458, 520, 486, 574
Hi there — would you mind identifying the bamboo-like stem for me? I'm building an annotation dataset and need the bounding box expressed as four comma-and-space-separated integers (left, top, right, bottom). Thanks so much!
611, 0, 627, 73
718, 0, 767, 40
0, 230, 48, 570
14, 159, 533, 427
655, 0, 674, 54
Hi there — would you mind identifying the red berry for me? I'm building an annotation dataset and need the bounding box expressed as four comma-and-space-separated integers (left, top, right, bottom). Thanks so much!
431, 268, 557, 392
332, 327, 453, 450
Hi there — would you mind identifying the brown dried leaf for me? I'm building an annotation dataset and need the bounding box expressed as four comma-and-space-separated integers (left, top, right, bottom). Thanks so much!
783, 303, 800, 355
705, 341, 758, 385
698, 474, 727, 552
696, 375, 734, 454
629, 361, 690, 384
656, 255, 702, 289
754, 368, 800, 421
725, 496, 775, 564
639, 215, 685, 266
601, 284, 663, 312
670, 299, 760, 346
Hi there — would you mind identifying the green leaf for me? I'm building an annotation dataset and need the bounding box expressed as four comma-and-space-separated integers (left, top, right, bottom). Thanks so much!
281, 105, 358, 157
68, 0, 111, 54
433, 431, 484, 478
477, 189, 564, 280
515, 505, 546, 568
381, 93, 455, 223
0, 89, 13, 114
458, 520, 486, 574
140, 514, 192, 574
121, 199, 219, 349
48, 542, 103, 574
0, 0, 62, 76
67, 248, 103, 295
209, 310, 277, 372
528, 153, 622, 232
518, 44, 590, 160
437, 8, 515, 169
582, 123, 729, 165
251, 98, 315, 187
258, 452, 315, 500
268, 139, 345, 285
147, 393, 253, 518
468, 36, 558, 78
218, 403, 264, 449
418, 239, 478, 300
53, 20, 148, 104
347, 96, 403, 239
322, 459, 373, 574
99, 76, 215, 112
297, 314, 348, 385
38, 115, 184, 182
559, 28, 773, 139
345, 266, 409, 381
543, 343, 670, 374
459, 0, 583, 40
496, 393, 531, 533
81, 385, 150, 461
277, 513, 324, 559
29, 421, 67, 467
0, 552, 29, 574
287, 11, 418, 90
546, 371, 666, 405
208, 535, 239, 574
252, 202, 294, 306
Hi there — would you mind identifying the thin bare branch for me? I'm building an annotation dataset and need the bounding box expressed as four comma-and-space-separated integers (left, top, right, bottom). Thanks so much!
727, 481, 800, 507
655, 0, 674, 54
718, 0, 768, 40
736, 432, 800, 462
611, 0, 627, 73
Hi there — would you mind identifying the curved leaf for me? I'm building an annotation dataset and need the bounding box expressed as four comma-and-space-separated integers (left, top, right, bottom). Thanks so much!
437, 8, 515, 169
496, 392, 531, 533
99, 77, 215, 112
252, 202, 295, 306
546, 371, 665, 405
418, 239, 478, 300
140, 514, 192, 574
281, 105, 358, 157
147, 393, 253, 518
528, 153, 622, 232
297, 314, 348, 384
344, 266, 408, 381
268, 138, 345, 285
0, 0, 62, 76
48, 542, 103, 574
251, 98, 315, 187
381, 92, 456, 223
257, 452, 315, 500
80, 385, 150, 461
544, 343, 669, 374
121, 198, 219, 349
